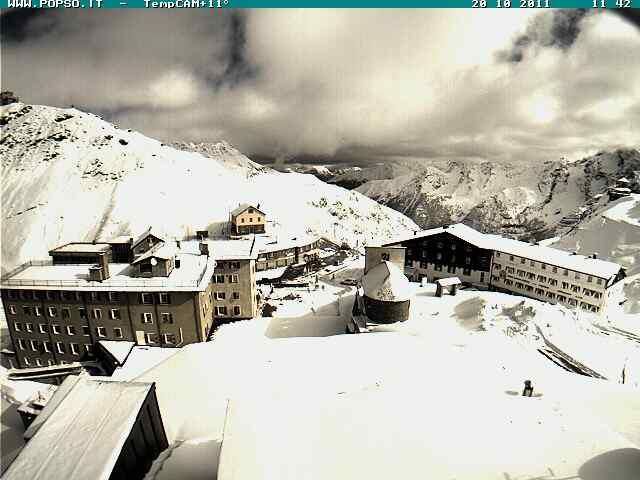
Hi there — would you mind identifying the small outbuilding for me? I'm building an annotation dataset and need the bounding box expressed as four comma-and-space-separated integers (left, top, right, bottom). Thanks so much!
435, 277, 461, 297
361, 261, 411, 324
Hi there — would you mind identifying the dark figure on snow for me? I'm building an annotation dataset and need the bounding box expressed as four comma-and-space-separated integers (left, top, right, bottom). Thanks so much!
522, 380, 534, 397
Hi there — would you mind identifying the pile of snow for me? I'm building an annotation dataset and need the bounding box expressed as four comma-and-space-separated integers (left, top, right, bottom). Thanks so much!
362, 261, 411, 302
124, 279, 640, 479
0, 103, 418, 274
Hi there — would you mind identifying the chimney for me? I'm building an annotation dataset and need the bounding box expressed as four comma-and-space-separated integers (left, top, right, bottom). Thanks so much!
443, 225, 449, 229
592, 252, 598, 259
89, 265, 104, 282
571, 251, 577, 256
199, 242, 209, 257
97, 251, 110, 279
176, 239, 181, 249
413, 230, 417, 236
175, 257, 181, 269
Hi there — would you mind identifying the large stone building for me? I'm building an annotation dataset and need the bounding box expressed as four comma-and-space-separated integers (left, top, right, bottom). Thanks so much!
1, 242, 217, 369
385, 223, 626, 315
230, 204, 266, 236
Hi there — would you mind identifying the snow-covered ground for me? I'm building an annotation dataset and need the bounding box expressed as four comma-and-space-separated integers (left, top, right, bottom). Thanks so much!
118, 271, 640, 480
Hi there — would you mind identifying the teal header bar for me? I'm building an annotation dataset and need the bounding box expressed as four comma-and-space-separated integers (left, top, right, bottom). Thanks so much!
0, 0, 635, 7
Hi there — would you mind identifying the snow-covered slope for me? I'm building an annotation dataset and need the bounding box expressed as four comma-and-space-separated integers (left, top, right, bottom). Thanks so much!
0, 103, 418, 273
339, 151, 640, 239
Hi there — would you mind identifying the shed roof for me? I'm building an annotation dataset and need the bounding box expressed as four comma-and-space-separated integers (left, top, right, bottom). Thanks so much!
362, 261, 411, 302
3, 376, 155, 480
231, 203, 265, 217
98, 340, 135, 365
132, 226, 165, 249
49, 242, 111, 254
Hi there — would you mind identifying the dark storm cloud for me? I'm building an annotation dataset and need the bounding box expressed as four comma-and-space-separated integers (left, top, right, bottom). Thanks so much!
2, 10, 638, 166
496, 9, 590, 63
0, 9, 57, 43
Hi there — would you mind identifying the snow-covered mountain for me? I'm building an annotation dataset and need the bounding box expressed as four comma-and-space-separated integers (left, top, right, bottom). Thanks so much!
0, 103, 419, 274
332, 151, 640, 240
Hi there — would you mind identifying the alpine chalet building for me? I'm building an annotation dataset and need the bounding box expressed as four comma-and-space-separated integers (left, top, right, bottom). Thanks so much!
385, 224, 626, 315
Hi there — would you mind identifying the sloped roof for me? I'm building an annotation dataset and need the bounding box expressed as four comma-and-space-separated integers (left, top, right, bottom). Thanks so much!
98, 340, 135, 365
132, 226, 165, 249
131, 243, 177, 265
362, 261, 411, 302
3, 376, 155, 480
231, 203, 265, 217
386, 223, 623, 280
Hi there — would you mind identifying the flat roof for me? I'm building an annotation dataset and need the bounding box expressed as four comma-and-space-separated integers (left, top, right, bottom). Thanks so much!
386, 223, 622, 280
253, 233, 319, 255
195, 239, 257, 260
49, 243, 111, 254
3, 376, 154, 480
1, 253, 215, 292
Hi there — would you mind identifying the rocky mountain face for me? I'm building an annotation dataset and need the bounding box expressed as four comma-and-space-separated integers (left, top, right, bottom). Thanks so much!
0, 103, 419, 273
329, 150, 640, 241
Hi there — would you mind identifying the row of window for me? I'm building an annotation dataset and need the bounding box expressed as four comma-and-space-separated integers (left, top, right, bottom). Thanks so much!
216, 261, 242, 270
213, 292, 241, 301
494, 268, 604, 300
495, 254, 603, 284
16, 338, 93, 356
4, 290, 172, 305
212, 274, 240, 284
497, 277, 601, 312
215, 305, 242, 316
8, 305, 175, 323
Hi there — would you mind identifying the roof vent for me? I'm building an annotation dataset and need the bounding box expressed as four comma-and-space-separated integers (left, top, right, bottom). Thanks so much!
592, 252, 598, 259
571, 251, 577, 256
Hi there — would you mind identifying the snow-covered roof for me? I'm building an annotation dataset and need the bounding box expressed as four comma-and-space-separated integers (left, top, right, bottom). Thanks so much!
204, 239, 257, 260
3, 376, 155, 480
131, 243, 177, 265
253, 233, 319, 255
231, 203, 265, 217
386, 223, 623, 280
49, 242, 111, 254
132, 226, 165, 249
106, 235, 133, 244
1, 253, 215, 292
98, 340, 135, 365
436, 277, 461, 287
362, 261, 411, 302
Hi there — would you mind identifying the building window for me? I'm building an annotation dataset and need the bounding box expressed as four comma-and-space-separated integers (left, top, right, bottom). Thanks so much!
142, 312, 153, 324
597, 278, 603, 285
56, 342, 65, 354
161, 313, 173, 324
48, 306, 57, 317
158, 293, 171, 305
480, 272, 485, 283
22, 306, 32, 316
114, 327, 123, 339
14, 322, 21, 332
84, 344, 94, 354
520, 258, 526, 264
215, 275, 225, 283
52, 324, 61, 335
25, 323, 34, 333
436, 252, 443, 261
7, 290, 17, 300
79, 307, 87, 319
230, 262, 241, 270
495, 252, 501, 258
29, 340, 39, 352
38, 324, 47, 334
23, 357, 30, 366
20, 290, 32, 300
35, 358, 43, 367
509, 255, 514, 261
232, 292, 240, 300
215, 292, 226, 300
108, 292, 120, 302
541, 264, 546, 270
435, 264, 443, 272
110, 309, 121, 320
530, 260, 535, 267
8, 305, 17, 315
145, 333, 157, 344
66, 325, 76, 336
82, 325, 90, 336
93, 309, 102, 320
61, 308, 70, 319
233, 306, 241, 316
465, 257, 471, 265
228, 275, 239, 284
17, 339, 26, 350
587, 276, 593, 283
61, 291, 71, 301
575, 273, 581, 280
140, 293, 153, 305
97, 327, 107, 338
90, 291, 100, 302
34, 306, 43, 317
216, 306, 227, 316
70, 343, 80, 356
463, 267, 472, 276
164, 333, 177, 345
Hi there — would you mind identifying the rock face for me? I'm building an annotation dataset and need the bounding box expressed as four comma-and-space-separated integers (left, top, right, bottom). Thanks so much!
330, 150, 640, 240
1, 103, 419, 274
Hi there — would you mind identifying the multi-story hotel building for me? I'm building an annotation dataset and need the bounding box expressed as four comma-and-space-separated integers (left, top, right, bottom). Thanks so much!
254, 234, 321, 271
230, 204, 266, 236
206, 240, 259, 327
1, 241, 217, 369
385, 223, 626, 315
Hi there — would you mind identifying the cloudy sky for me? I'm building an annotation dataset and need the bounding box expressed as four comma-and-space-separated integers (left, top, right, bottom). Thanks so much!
1, 9, 638, 165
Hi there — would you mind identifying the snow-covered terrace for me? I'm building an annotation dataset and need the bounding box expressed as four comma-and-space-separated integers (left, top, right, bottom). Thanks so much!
0, 253, 215, 291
